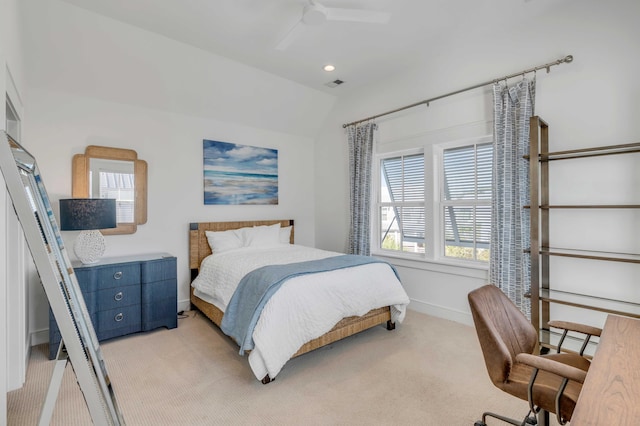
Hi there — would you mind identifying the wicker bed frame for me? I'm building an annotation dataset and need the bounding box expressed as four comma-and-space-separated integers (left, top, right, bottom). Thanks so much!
189, 219, 394, 383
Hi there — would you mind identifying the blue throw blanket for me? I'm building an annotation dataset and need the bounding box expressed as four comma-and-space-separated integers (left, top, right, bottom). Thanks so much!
220, 254, 399, 355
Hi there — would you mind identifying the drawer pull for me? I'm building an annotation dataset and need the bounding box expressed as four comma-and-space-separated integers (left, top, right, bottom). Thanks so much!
115, 313, 124, 322
113, 271, 123, 280
114, 292, 123, 301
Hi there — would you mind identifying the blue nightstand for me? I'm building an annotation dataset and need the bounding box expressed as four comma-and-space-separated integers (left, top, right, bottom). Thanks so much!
49, 253, 177, 359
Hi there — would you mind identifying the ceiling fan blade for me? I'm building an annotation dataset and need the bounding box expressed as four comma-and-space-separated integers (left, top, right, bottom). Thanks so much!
324, 7, 390, 24
275, 19, 306, 51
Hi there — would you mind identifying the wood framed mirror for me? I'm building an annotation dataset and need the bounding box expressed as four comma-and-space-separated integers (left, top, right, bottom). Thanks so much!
72, 145, 147, 235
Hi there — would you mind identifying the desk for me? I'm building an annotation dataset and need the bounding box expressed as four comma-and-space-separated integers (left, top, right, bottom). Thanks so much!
571, 315, 640, 425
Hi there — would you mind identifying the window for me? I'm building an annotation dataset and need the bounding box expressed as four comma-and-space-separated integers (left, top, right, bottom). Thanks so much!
87, 157, 136, 224
439, 142, 492, 261
98, 172, 135, 223
375, 137, 492, 264
378, 153, 425, 254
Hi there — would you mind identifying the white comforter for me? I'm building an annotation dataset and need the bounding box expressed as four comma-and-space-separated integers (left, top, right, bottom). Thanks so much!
192, 244, 410, 381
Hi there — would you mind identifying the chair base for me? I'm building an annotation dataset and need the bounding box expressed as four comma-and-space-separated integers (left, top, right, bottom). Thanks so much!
475, 409, 538, 426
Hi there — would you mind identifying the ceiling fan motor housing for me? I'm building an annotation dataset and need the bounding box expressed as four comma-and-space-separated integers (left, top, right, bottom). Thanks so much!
303, 3, 328, 25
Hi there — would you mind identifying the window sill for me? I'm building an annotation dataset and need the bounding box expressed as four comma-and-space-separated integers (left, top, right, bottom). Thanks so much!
371, 251, 489, 280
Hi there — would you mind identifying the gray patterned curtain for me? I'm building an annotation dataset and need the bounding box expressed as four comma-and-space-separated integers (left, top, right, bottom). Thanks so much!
347, 122, 376, 255
490, 78, 535, 316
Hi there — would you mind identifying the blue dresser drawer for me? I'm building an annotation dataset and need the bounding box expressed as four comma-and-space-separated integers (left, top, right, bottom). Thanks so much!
73, 268, 99, 293
141, 277, 175, 302
94, 263, 140, 288
142, 278, 177, 331
141, 257, 177, 282
97, 304, 141, 334
98, 284, 141, 311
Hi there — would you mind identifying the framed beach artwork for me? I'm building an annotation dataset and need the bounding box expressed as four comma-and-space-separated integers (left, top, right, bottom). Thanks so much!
203, 139, 278, 205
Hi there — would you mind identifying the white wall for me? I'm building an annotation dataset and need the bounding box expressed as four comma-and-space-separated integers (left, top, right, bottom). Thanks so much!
22, 0, 335, 139
1, 0, 29, 413
21, 0, 337, 344
315, 0, 640, 326
26, 90, 321, 338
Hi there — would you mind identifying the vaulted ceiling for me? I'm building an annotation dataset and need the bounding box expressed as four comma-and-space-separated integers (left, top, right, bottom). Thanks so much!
59, 0, 564, 95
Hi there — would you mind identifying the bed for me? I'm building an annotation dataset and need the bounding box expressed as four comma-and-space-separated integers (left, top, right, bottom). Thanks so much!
189, 219, 410, 383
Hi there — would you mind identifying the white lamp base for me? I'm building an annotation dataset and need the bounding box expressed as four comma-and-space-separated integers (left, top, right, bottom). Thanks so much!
74, 230, 106, 264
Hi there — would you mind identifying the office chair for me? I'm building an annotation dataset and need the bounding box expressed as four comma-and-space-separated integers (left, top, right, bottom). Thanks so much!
468, 284, 601, 426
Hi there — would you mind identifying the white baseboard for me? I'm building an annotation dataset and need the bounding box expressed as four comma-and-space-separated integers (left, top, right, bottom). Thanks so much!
407, 298, 474, 327
31, 329, 49, 346
178, 298, 191, 313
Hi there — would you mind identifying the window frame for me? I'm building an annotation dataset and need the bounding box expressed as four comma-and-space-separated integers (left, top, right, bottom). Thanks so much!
372, 135, 492, 268
373, 147, 426, 259
434, 135, 493, 264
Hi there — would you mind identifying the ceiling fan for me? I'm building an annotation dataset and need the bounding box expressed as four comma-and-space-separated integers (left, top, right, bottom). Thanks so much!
275, 1, 391, 50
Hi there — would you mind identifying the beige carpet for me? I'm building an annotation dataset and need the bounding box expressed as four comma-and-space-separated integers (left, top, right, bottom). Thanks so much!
8, 310, 560, 425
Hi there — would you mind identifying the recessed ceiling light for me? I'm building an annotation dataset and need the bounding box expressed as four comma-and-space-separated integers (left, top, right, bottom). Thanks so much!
323, 65, 335, 72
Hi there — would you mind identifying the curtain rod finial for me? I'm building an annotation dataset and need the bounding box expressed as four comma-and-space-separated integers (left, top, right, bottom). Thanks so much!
565, 55, 574, 63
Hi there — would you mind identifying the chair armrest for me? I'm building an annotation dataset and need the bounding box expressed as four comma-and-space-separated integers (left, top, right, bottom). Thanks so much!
516, 353, 587, 384
548, 320, 602, 337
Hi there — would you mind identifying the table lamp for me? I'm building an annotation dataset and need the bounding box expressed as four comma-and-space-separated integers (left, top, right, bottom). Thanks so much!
59, 198, 117, 264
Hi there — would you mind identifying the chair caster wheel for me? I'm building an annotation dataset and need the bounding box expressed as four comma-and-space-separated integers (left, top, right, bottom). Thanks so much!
474, 421, 486, 426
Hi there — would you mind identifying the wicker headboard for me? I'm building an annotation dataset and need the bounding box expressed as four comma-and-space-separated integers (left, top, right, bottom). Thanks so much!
189, 219, 294, 280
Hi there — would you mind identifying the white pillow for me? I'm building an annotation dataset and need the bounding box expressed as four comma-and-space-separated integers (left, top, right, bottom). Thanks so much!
279, 226, 292, 244
205, 229, 244, 253
244, 223, 281, 247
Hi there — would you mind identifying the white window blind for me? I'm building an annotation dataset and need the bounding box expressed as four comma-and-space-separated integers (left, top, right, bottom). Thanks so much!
441, 142, 492, 261
99, 172, 135, 223
379, 153, 425, 253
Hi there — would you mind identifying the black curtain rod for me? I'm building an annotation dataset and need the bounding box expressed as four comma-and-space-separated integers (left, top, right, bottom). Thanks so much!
342, 54, 574, 128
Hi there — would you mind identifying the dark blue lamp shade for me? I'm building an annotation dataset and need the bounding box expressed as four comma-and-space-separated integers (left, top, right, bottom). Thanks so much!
59, 199, 117, 230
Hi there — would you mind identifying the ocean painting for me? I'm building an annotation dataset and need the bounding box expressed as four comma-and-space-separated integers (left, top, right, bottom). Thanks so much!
203, 140, 278, 205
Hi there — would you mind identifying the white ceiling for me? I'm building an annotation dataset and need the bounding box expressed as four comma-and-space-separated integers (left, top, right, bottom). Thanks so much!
59, 0, 562, 96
